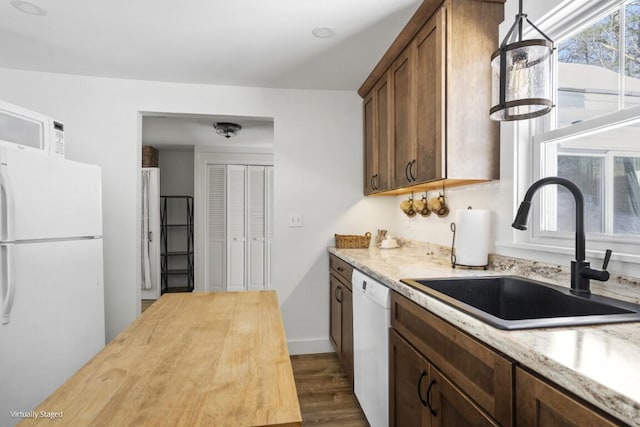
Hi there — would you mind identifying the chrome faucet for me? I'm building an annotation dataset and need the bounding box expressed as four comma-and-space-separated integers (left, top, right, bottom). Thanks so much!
512, 176, 612, 295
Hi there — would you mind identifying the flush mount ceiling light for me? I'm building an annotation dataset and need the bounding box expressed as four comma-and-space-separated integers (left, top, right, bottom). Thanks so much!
312, 26, 335, 39
213, 122, 242, 138
10, 0, 46, 15
490, 0, 554, 121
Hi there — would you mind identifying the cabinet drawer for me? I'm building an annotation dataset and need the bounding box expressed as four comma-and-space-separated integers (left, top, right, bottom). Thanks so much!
391, 291, 513, 427
329, 254, 353, 288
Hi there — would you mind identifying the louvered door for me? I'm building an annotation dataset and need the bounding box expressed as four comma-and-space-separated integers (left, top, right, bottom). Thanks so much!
227, 165, 246, 291
207, 165, 226, 291
206, 164, 272, 291
247, 166, 266, 290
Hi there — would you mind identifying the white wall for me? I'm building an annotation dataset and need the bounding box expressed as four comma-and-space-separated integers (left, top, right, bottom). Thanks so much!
0, 67, 396, 346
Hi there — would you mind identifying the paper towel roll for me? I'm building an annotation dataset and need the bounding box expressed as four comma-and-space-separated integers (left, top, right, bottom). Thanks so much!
453, 208, 490, 266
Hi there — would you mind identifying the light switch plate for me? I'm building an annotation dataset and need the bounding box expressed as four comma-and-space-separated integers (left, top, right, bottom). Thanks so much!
288, 212, 303, 227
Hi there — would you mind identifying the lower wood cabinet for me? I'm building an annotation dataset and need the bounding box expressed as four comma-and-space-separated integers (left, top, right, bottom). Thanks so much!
515, 368, 619, 427
390, 291, 513, 426
390, 290, 627, 427
390, 328, 431, 427
329, 269, 353, 384
390, 328, 497, 427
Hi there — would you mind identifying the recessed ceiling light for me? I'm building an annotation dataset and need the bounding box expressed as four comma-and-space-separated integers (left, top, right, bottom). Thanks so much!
312, 26, 335, 39
11, 0, 46, 15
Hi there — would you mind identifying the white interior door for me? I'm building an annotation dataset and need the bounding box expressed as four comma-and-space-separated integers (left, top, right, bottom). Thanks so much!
206, 165, 226, 291
266, 166, 274, 289
203, 163, 272, 292
247, 166, 266, 290
227, 165, 246, 291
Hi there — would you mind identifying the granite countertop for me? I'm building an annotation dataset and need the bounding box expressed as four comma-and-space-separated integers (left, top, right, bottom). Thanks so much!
329, 244, 640, 426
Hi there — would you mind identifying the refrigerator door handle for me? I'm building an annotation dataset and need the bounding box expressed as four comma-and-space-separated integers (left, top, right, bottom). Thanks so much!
0, 152, 16, 324
1, 243, 15, 325
0, 157, 15, 242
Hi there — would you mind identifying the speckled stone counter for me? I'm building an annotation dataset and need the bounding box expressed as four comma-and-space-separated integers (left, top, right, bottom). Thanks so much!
329, 243, 640, 426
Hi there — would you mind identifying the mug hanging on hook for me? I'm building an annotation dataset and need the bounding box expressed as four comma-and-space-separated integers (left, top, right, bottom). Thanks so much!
400, 192, 416, 217
414, 192, 431, 217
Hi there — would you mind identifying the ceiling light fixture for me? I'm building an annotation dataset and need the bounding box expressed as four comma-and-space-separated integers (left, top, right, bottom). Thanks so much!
10, 0, 46, 16
489, 0, 554, 121
213, 122, 242, 138
312, 26, 335, 39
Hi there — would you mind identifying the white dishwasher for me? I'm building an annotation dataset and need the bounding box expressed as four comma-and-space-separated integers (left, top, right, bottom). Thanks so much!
352, 269, 391, 427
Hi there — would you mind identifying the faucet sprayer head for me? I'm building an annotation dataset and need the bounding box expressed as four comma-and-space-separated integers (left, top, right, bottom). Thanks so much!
512, 200, 532, 230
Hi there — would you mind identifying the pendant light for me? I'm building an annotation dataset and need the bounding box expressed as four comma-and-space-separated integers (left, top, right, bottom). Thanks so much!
490, 0, 554, 121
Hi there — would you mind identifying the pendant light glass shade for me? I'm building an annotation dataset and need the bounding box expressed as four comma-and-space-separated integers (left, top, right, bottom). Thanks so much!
490, 1, 554, 121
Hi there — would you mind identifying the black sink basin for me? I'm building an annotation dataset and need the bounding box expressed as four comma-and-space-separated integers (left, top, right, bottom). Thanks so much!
400, 276, 640, 330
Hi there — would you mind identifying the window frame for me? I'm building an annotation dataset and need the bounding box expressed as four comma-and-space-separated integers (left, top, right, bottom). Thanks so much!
516, 0, 640, 262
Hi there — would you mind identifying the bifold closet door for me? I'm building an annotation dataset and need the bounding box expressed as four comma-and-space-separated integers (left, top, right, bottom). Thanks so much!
247, 166, 266, 291
227, 165, 247, 291
205, 164, 272, 292
207, 165, 226, 291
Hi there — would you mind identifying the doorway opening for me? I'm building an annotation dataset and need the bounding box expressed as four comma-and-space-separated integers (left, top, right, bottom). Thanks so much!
139, 113, 274, 310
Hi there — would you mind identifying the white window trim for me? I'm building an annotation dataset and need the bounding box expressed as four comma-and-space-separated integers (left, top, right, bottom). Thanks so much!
505, 0, 640, 265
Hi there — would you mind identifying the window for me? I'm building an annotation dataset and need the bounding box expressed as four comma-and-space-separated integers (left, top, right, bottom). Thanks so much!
530, 0, 640, 255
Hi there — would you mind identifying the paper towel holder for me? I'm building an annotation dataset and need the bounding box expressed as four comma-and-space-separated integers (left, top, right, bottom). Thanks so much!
450, 206, 489, 270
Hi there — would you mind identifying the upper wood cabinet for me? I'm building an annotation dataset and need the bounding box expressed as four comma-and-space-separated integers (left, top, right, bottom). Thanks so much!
360, 0, 504, 195
363, 74, 392, 194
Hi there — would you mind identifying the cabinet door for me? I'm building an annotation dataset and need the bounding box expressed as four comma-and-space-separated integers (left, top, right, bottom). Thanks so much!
515, 368, 619, 427
391, 46, 416, 188
206, 165, 227, 291
363, 91, 377, 195
414, 7, 445, 183
329, 274, 343, 355
341, 286, 354, 385
430, 367, 499, 427
390, 329, 431, 427
375, 75, 391, 191
247, 166, 266, 291
227, 165, 246, 291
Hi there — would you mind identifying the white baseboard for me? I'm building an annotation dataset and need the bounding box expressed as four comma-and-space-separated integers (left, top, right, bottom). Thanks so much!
287, 338, 334, 355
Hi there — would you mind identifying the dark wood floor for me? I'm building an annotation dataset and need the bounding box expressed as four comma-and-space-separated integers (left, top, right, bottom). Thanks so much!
291, 353, 369, 426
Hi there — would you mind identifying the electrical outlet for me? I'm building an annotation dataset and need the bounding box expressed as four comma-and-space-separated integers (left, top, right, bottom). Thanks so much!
288, 212, 303, 227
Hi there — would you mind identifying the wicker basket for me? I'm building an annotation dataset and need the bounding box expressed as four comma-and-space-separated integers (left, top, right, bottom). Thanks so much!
142, 145, 159, 167
334, 232, 371, 249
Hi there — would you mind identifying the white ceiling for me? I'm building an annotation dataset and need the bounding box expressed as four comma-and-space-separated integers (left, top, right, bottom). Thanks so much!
0, 0, 421, 90
142, 114, 274, 150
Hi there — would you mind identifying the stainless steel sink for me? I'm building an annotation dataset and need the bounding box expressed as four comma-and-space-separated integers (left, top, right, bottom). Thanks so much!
400, 276, 640, 330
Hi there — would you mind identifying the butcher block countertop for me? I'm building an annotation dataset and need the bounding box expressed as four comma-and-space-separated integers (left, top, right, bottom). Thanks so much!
21, 291, 302, 427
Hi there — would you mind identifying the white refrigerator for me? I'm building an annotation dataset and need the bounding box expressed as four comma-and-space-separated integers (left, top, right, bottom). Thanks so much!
0, 146, 105, 426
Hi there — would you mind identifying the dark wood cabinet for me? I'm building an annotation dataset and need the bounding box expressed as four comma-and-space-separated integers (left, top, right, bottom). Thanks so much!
390, 327, 498, 427
363, 73, 391, 194
414, 7, 445, 184
360, 0, 504, 195
391, 47, 415, 188
389, 328, 431, 427
329, 254, 354, 384
430, 367, 498, 427
391, 291, 513, 426
515, 368, 619, 427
